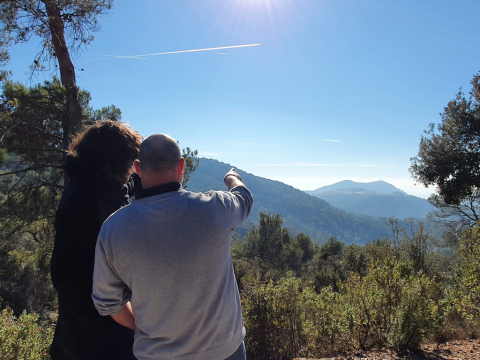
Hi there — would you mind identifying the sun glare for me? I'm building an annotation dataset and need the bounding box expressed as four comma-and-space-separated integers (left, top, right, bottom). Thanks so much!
215, 0, 308, 42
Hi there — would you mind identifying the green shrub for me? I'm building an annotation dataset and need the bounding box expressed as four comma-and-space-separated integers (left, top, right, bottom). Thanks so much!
241, 260, 445, 359
0, 307, 53, 360
242, 272, 303, 360
455, 226, 480, 326
388, 269, 441, 348
300, 285, 352, 357
342, 260, 440, 350
432, 225, 480, 342
242, 272, 354, 359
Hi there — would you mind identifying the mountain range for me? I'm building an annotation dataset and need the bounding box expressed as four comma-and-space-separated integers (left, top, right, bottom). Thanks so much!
305, 180, 433, 219
187, 159, 413, 245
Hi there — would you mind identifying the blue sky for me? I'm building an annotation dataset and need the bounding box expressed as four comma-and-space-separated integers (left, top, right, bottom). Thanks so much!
6, 0, 480, 198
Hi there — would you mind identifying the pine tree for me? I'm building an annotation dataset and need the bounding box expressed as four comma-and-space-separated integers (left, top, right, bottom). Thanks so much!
0, 0, 114, 142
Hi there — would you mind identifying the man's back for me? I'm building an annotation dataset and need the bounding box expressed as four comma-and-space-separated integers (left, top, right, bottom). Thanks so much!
93, 185, 253, 360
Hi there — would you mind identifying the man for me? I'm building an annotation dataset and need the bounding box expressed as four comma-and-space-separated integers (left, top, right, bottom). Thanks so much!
92, 134, 253, 360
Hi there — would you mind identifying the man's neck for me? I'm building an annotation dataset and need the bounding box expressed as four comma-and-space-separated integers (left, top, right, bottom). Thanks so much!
141, 174, 182, 189
135, 182, 181, 200
142, 180, 181, 190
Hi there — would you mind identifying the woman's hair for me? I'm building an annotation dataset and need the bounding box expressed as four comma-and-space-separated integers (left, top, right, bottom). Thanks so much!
69, 121, 142, 187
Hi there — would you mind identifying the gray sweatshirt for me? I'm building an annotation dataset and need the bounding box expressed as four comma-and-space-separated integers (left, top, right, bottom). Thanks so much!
92, 185, 253, 360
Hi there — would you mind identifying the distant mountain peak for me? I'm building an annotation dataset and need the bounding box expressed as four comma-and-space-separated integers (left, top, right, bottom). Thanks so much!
306, 180, 408, 196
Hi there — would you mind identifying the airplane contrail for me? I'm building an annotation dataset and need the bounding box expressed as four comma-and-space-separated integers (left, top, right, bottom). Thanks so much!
136, 43, 261, 57
91, 54, 149, 60
93, 43, 261, 60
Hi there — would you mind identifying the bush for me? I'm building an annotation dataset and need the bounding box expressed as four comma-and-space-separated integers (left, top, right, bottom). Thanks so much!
343, 260, 440, 350
241, 260, 444, 359
300, 285, 353, 357
437, 225, 480, 341
455, 226, 480, 325
242, 272, 303, 360
0, 307, 53, 360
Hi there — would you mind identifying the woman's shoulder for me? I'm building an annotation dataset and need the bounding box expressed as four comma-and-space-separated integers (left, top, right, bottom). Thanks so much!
55, 181, 100, 226
61, 181, 99, 210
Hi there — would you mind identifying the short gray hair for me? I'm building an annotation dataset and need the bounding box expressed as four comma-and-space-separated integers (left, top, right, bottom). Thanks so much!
139, 134, 182, 172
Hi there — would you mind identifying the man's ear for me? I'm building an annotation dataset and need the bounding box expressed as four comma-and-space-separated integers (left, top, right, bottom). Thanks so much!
178, 157, 185, 175
134, 160, 142, 177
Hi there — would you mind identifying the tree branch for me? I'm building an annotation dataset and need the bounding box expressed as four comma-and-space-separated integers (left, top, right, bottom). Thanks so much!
0, 118, 22, 142
0, 165, 62, 177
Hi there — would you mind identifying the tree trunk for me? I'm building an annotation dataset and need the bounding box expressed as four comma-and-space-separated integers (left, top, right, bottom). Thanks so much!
44, 0, 83, 150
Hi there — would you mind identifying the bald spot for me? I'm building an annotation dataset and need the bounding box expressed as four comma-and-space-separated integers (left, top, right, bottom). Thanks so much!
139, 134, 182, 173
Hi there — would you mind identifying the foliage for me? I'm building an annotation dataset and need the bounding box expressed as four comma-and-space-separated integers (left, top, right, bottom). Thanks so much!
425, 192, 480, 248
237, 215, 480, 358
241, 272, 304, 360
296, 232, 316, 263
240, 213, 315, 275
0, 0, 117, 143
428, 192, 480, 230
0, 204, 477, 359
242, 272, 350, 359
0, 306, 53, 360
0, 206, 56, 315
427, 226, 480, 345
399, 221, 430, 273
342, 244, 368, 277
343, 260, 440, 349
0, 0, 112, 73
88, 104, 122, 121
410, 71, 480, 205
319, 237, 345, 260
310, 239, 346, 292
0, 77, 117, 165
452, 225, 480, 326
181, 147, 199, 189
241, 260, 443, 359
300, 285, 353, 357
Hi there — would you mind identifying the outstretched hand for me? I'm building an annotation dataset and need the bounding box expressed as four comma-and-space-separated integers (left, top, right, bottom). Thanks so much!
224, 168, 242, 182
224, 168, 244, 190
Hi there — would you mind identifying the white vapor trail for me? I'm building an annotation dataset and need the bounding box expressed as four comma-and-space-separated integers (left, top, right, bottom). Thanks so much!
93, 43, 261, 60
256, 163, 388, 167
91, 55, 149, 60
136, 43, 261, 57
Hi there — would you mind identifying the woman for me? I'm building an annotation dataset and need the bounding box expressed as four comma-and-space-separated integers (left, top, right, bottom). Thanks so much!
50, 121, 142, 360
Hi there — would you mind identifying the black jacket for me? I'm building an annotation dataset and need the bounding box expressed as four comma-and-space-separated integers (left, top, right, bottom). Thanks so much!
50, 156, 138, 360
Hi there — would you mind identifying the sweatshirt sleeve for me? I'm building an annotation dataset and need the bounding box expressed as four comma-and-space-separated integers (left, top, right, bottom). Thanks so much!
220, 185, 254, 230
92, 236, 132, 316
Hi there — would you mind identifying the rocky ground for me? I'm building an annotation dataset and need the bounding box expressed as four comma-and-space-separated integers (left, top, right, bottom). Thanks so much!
294, 339, 480, 360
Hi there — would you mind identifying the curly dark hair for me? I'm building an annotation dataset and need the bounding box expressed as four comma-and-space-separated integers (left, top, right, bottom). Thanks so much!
68, 121, 142, 187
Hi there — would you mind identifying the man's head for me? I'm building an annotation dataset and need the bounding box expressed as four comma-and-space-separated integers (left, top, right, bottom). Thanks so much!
134, 134, 185, 188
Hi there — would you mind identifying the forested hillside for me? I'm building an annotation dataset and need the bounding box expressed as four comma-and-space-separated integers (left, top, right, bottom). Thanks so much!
188, 158, 401, 244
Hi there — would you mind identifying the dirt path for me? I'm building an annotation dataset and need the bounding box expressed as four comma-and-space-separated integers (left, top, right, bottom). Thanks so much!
295, 339, 480, 360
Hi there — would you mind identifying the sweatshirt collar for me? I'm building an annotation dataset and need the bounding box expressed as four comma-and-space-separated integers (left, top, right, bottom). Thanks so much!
135, 182, 182, 200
